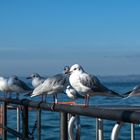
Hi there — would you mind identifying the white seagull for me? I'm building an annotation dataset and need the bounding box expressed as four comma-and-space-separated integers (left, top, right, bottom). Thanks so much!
0, 76, 11, 98
31, 66, 70, 104
27, 73, 45, 88
8, 75, 32, 99
69, 64, 122, 106
26, 73, 46, 99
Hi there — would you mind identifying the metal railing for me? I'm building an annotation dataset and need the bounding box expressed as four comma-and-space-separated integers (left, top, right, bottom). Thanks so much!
0, 97, 140, 140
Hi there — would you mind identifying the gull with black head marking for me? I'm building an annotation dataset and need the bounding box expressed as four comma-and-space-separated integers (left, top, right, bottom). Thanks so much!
69, 64, 123, 106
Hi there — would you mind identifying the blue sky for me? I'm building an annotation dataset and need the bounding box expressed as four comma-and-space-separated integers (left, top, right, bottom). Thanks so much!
0, 0, 140, 76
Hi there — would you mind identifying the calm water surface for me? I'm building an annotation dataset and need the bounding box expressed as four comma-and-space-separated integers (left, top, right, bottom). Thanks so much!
1, 76, 140, 140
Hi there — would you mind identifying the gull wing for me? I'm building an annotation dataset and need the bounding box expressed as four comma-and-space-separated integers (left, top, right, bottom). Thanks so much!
15, 79, 32, 91
79, 73, 122, 97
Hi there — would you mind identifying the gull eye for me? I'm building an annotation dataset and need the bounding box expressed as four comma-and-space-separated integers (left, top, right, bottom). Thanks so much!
64, 66, 69, 71
74, 68, 77, 70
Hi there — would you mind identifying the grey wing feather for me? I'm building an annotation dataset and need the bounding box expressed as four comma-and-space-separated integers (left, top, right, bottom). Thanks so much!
90, 75, 123, 97
16, 80, 32, 91
79, 73, 106, 92
79, 73, 122, 97
31, 74, 68, 97
51, 74, 68, 87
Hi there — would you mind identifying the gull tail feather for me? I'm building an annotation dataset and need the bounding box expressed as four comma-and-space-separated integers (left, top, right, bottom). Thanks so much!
122, 90, 132, 97
109, 90, 124, 98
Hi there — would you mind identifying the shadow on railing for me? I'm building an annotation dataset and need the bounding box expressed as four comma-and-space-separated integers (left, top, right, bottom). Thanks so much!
0, 97, 140, 140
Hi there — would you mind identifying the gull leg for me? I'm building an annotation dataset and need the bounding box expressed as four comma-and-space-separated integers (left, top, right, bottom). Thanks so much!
44, 94, 47, 102
51, 94, 56, 111
55, 94, 58, 104
39, 94, 47, 105
84, 94, 90, 107
41, 95, 44, 102
87, 94, 90, 106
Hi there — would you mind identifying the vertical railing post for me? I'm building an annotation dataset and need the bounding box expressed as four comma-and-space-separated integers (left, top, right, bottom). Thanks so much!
75, 115, 80, 140
60, 112, 68, 140
96, 118, 104, 140
17, 106, 20, 140
131, 123, 135, 140
2, 102, 7, 140
22, 105, 29, 138
37, 109, 41, 140
0, 104, 3, 136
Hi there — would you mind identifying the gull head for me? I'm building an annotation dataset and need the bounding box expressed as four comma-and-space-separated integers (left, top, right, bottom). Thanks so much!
69, 64, 84, 74
11, 75, 19, 81
8, 75, 19, 85
63, 66, 70, 74
27, 73, 41, 79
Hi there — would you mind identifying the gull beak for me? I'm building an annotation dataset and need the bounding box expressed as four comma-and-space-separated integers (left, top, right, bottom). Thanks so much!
68, 70, 72, 74
64, 71, 69, 74
65, 70, 72, 75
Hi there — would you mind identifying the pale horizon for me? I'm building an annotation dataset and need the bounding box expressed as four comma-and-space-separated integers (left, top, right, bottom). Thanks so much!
0, 1, 140, 76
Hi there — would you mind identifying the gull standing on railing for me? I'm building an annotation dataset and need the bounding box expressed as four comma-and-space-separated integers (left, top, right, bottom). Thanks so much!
27, 73, 45, 88
26, 73, 46, 99
68, 64, 123, 106
0, 76, 11, 98
31, 66, 70, 105
8, 75, 33, 99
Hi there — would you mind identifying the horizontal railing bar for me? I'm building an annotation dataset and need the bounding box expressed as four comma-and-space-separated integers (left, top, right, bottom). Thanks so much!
1, 104, 140, 111
0, 124, 33, 140
0, 97, 140, 124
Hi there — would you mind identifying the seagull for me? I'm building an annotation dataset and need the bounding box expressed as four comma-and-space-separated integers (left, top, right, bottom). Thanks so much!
65, 85, 84, 100
123, 85, 140, 98
31, 66, 70, 104
69, 64, 122, 106
26, 73, 46, 99
0, 76, 11, 98
27, 73, 45, 88
8, 75, 33, 99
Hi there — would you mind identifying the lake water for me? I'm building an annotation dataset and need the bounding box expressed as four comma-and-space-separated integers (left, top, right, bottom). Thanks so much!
1, 75, 140, 140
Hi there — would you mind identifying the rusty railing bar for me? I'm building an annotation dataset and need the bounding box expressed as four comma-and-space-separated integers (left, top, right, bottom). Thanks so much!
0, 98, 140, 124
